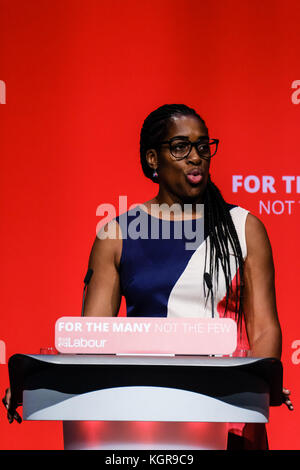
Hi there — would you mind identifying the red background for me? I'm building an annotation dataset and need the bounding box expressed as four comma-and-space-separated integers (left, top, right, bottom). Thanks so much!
0, 0, 299, 450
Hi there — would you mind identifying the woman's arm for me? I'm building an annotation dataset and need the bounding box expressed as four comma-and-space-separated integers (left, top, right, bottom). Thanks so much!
242, 213, 293, 412
83, 221, 122, 317
243, 213, 282, 359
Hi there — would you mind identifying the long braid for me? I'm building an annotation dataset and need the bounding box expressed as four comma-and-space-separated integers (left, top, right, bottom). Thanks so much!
204, 177, 245, 333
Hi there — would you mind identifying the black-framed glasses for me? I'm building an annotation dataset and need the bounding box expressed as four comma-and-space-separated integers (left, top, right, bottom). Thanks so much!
159, 137, 219, 161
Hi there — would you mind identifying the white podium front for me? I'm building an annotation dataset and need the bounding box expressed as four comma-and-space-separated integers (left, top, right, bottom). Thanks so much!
7, 354, 283, 450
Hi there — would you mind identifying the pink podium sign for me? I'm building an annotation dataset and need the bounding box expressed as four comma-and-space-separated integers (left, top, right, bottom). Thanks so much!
55, 317, 237, 355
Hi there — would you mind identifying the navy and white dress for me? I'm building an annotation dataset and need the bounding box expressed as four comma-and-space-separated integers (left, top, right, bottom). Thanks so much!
114, 203, 250, 352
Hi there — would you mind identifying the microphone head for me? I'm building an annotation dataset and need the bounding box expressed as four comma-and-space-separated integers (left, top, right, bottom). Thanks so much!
84, 268, 94, 285
204, 272, 212, 289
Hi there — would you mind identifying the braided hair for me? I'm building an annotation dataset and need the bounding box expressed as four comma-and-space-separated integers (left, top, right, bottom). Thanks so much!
140, 104, 245, 332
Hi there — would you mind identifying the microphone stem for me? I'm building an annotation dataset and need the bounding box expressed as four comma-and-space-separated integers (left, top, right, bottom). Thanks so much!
81, 284, 87, 317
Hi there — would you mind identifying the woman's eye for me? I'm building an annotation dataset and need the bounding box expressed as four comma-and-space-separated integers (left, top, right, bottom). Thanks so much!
172, 142, 188, 151
198, 144, 210, 153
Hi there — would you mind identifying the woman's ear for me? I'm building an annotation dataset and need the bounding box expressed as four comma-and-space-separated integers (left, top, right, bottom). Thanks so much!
145, 148, 158, 171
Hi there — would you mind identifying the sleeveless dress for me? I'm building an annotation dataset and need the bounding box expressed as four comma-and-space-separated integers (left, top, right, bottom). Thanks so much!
115, 203, 250, 353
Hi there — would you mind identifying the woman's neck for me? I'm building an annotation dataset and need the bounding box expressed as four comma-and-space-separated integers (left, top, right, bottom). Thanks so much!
144, 192, 205, 220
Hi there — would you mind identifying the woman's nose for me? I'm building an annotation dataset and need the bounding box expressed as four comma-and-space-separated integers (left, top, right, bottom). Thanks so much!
187, 145, 202, 163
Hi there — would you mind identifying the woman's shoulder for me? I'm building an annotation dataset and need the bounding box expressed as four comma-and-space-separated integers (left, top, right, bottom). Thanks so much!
97, 217, 123, 240
227, 203, 268, 234
227, 204, 272, 258
92, 218, 123, 268
245, 212, 270, 243
229, 208, 273, 259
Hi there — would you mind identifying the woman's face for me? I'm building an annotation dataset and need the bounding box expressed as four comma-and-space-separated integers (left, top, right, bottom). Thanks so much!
147, 115, 211, 204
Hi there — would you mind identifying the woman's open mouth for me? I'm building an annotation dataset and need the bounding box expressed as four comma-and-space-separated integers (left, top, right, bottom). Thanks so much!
186, 169, 203, 185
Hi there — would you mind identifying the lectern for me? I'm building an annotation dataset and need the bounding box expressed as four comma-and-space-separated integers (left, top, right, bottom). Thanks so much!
7, 352, 283, 450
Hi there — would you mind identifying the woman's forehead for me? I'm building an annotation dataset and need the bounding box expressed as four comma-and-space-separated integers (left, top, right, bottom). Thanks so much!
166, 115, 208, 139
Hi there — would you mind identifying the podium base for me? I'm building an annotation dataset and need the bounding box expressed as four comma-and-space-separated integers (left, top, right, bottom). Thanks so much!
63, 421, 228, 450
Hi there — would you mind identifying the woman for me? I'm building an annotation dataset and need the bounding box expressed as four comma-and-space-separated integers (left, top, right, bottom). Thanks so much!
4, 104, 292, 449
85, 104, 281, 348
83, 103, 292, 449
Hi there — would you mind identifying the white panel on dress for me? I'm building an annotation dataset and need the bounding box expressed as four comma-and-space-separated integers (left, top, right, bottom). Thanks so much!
167, 207, 249, 319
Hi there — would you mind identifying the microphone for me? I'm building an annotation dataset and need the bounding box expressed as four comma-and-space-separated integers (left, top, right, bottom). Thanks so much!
81, 268, 94, 316
204, 272, 214, 318
84, 268, 94, 285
